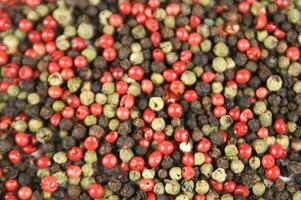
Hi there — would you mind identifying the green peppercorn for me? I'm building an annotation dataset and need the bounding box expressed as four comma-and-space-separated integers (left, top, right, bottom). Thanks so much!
103, 104, 116, 118
149, 97, 164, 111
81, 47, 97, 62
212, 57, 227, 73
253, 101, 267, 115
266, 75, 282, 91
27, 93, 40, 105
154, 182, 165, 194
288, 8, 301, 24
151, 73, 164, 85
142, 169, 155, 179
7, 85, 20, 97
221, 194, 233, 200
53, 171, 68, 185
194, 152, 205, 166
80, 177, 95, 189
28, 118, 43, 133
181, 71, 196, 86
52, 100, 65, 112
200, 163, 213, 178
119, 148, 134, 162
128, 82, 141, 96
131, 25, 146, 39
165, 180, 181, 195
264, 36, 278, 49
53, 151, 67, 164
169, 167, 182, 180
80, 90, 95, 106
225, 144, 238, 159
293, 81, 301, 93
213, 42, 229, 57
129, 170, 141, 181
249, 156, 261, 169
12, 120, 27, 132
67, 77, 82, 93
259, 111, 272, 127
253, 139, 268, 154
84, 151, 98, 163
53, 7, 72, 26
252, 182, 266, 196
48, 72, 63, 86
212, 168, 227, 182
95, 93, 107, 105
230, 159, 244, 174
36, 127, 53, 144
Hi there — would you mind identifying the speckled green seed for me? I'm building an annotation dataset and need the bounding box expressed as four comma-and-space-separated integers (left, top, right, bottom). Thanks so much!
154, 182, 165, 194
53, 151, 67, 164
128, 82, 141, 96
200, 163, 213, 178
194, 152, 205, 166
149, 97, 164, 111
288, 8, 301, 24
266, 75, 282, 91
249, 156, 261, 169
253, 139, 268, 154
81, 47, 97, 62
230, 159, 244, 173
224, 85, 237, 99
53, 7, 72, 26
257, 30, 268, 42
181, 71, 196, 86
52, 100, 65, 112
252, 182, 266, 196
102, 82, 115, 95
160, 41, 173, 53
220, 115, 233, 130
48, 73, 63, 86
129, 170, 141, 181
195, 180, 209, 194
67, 77, 82, 93
53, 171, 68, 185
278, 56, 290, 69
293, 81, 301, 93
84, 115, 97, 126
175, 194, 189, 200
225, 144, 238, 159
212, 57, 227, 73
259, 111, 272, 127
84, 151, 98, 163
7, 85, 20, 97
169, 167, 182, 180
80, 91, 95, 106
211, 168, 227, 182
82, 163, 94, 177
200, 39, 212, 53
142, 169, 155, 179
130, 52, 144, 65
131, 25, 146, 39
11, 120, 27, 132
151, 73, 164, 85
95, 93, 107, 105
253, 101, 267, 115
27, 93, 40, 105
213, 42, 229, 57
80, 177, 95, 189
164, 16, 176, 28
28, 118, 43, 133
165, 180, 180, 195
103, 104, 116, 118
288, 62, 301, 76
119, 148, 134, 162
264, 36, 278, 49
36, 127, 53, 144
151, 118, 165, 131
293, 191, 301, 200
107, 93, 120, 105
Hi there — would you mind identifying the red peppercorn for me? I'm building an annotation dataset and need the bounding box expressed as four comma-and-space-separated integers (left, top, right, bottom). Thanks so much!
129, 156, 145, 171
196, 138, 212, 153
103, 47, 117, 61
238, 2, 250, 14
148, 0, 160, 8
145, 18, 159, 32
131, 2, 145, 16
180, 50, 192, 62
274, 0, 289, 9
255, 87, 269, 99
101, 153, 118, 169
234, 184, 250, 197
201, 71, 216, 83
40, 176, 58, 193
148, 150, 163, 168
211, 93, 224, 106
213, 106, 227, 118
76, 105, 89, 120
89, 103, 102, 116
18, 186, 32, 200
118, 1, 132, 15
262, 154, 275, 169
174, 129, 189, 142
150, 32, 161, 47
98, 34, 114, 49
139, 178, 155, 192
167, 103, 183, 118
170, 80, 185, 95
84, 136, 99, 151
67, 147, 83, 162
166, 3, 181, 16
237, 39, 250, 52
269, 143, 284, 159
163, 69, 177, 82
88, 183, 104, 199
42, 15, 57, 29
176, 27, 189, 41
153, 131, 166, 143
224, 180, 236, 193
265, 165, 281, 180
152, 49, 165, 61
71, 37, 86, 50
257, 127, 269, 138
246, 46, 261, 61
143, 108, 156, 124
172, 61, 187, 74
182, 152, 194, 166
239, 108, 253, 122
273, 118, 288, 135
190, 15, 201, 29
194, 194, 206, 200
5, 179, 19, 191
141, 79, 154, 94
61, 106, 74, 119
14, 132, 30, 147
183, 90, 198, 102
74, 56, 87, 68
182, 166, 195, 180
58, 56, 73, 68
188, 32, 202, 46
116, 107, 130, 121
36, 155, 51, 169
109, 14, 123, 27
209, 179, 223, 192
286, 47, 300, 61
66, 165, 82, 179
28, 30, 41, 43
233, 121, 248, 137
255, 12, 267, 30
235, 69, 251, 84
229, 107, 240, 121
18, 66, 33, 80
158, 141, 174, 155
8, 149, 22, 164
238, 143, 252, 159
128, 65, 144, 81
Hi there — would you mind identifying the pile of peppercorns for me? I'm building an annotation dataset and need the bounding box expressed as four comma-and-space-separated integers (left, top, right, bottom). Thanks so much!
0, 0, 301, 199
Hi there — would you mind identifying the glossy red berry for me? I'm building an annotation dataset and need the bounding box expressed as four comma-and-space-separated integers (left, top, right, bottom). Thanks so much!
88, 183, 104, 199
18, 186, 32, 200
84, 136, 99, 151
14, 132, 30, 147
286, 46, 300, 61
238, 143, 252, 159
233, 121, 248, 137
235, 69, 251, 84
66, 165, 82, 179
129, 156, 145, 171
265, 165, 280, 180
158, 141, 174, 155
167, 103, 183, 118
262, 154, 275, 169
182, 166, 195, 180
148, 150, 163, 168
196, 138, 211, 153
40, 176, 58, 193
224, 180, 236, 193
273, 118, 288, 135
269, 143, 284, 159
98, 34, 114, 49
128, 66, 144, 81
139, 178, 155, 192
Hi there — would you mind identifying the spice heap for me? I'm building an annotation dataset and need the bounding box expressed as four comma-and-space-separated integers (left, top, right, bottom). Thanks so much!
0, 0, 301, 199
